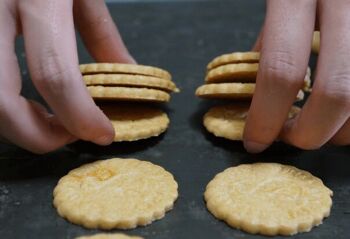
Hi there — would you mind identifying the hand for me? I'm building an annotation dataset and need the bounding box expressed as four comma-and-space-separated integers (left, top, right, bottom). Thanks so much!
244, 0, 350, 153
0, 0, 135, 153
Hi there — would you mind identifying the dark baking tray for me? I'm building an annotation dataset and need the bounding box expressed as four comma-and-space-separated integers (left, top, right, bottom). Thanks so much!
1, 1, 350, 238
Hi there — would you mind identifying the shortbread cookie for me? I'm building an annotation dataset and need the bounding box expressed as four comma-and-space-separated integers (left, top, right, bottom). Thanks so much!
203, 104, 300, 140
196, 83, 255, 100
83, 74, 179, 93
195, 83, 305, 101
312, 31, 320, 53
207, 52, 260, 70
53, 158, 178, 229
206, 63, 311, 85
204, 163, 333, 236
76, 233, 143, 239
205, 63, 258, 83
87, 86, 170, 102
100, 104, 169, 142
80, 63, 171, 81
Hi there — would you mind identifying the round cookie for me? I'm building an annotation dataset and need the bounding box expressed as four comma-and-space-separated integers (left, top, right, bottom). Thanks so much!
83, 74, 179, 92
203, 104, 300, 141
76, 233, 142, 239
204, 163, 333, 236
87, 86, 170, 102
80, 63, 171, 81
196, 83, 255, 100
100, 104, 169, 142
196, 83, 304, 101
207, 52, 260, 70
53, 158, 178, 230
205, 63, 258, 83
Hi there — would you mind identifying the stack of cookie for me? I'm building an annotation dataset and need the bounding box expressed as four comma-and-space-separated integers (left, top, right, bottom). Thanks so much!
80, 63, 178, 142
195, 52, 310, 140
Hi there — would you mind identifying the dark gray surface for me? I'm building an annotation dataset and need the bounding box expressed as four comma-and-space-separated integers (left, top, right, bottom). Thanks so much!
1, 1, 350, 238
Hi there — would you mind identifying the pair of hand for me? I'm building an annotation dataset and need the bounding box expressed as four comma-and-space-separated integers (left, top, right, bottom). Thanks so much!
0, 0, 134, 153
1, 0, 349, 154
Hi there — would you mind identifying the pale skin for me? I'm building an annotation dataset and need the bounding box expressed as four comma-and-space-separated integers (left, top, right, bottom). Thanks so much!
0, 0, 135, 153
1, 0, 349, 154
244, 0, 350, 153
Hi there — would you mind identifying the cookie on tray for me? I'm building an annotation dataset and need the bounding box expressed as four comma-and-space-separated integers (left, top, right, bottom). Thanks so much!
204, 163, 333, 236
54, 158, 178, 230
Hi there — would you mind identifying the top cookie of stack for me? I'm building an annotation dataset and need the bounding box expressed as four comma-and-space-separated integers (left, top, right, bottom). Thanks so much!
80, 63, 179, 103
196, 52, 310, 100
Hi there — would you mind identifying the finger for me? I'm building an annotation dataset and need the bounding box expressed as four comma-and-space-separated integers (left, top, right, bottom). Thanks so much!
243, 0, 317, 153
19, 0, 115, 145
73, 0, 136, 63
281, 0, 350, 149
0, 5, 76, 153
329, 118, 350, 145
0, 97, 78, 154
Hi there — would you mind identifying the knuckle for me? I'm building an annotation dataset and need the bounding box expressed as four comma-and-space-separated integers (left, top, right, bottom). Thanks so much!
260, 51, 305, 89
32, 51, 75, 94
316, 72, 350, 107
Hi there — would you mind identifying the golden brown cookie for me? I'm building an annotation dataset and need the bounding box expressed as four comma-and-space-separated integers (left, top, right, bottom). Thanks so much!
196, 83, 255, 100
100, 104, 169, 142
205, 163, 333, 236
203, 104, 300, 141
53, 158, 178, 230
83, 74, 179, 93
207, 52, 260, 70
87, 86, 170, 102
80, 63, 171, 81
205, 63, 258, 83
195, 83, 304, 101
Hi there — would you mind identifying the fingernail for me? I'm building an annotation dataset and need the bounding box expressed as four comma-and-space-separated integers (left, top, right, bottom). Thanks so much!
93, 135, 113, 146
244, 141, 269, 154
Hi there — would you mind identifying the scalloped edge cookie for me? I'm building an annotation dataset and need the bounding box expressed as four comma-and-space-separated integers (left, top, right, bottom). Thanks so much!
204, 163, 333, 236
87, 86, 170, 102
54, 158, 178, 230
83, 74, 179, 93
80, 63, 171, 81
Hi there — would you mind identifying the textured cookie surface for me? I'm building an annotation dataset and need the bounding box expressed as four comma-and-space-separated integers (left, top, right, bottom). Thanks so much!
80, 63, 171, 81
87, 86, 170, 102
101, 104, 169, 142
205, 63, 258, 83
76, 233, 143, 239
203, 104, 300, 141
83, 74, 178, 92
207, 52, 260, 70
204, 163, 333, 236
54, 158, 178, 229
196, 83, 304, 101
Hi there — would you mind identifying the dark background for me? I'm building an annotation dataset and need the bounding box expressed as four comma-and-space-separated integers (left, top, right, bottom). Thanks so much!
1, 1, 350, 238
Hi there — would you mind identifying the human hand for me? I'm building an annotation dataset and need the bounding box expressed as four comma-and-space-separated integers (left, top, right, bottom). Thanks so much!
0, 0, 135, 153
244, 0, 350, 153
